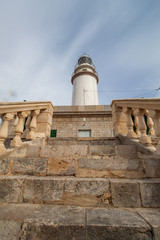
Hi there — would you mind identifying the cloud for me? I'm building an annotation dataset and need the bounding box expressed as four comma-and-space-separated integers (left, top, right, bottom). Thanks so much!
0, 0, 160, 105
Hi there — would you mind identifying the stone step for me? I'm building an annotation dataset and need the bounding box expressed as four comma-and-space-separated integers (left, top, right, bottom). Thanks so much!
0, 203, 160, 240
1, 148, 160, 178
76, 157, 160, 179
0, 176, 160, 208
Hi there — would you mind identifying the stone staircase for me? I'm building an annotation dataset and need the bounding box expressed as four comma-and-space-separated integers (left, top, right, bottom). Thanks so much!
0, 137, 160, 240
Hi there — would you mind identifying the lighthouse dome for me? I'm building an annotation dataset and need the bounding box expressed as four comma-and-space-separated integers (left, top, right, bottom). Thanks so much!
78, 55, 92, 65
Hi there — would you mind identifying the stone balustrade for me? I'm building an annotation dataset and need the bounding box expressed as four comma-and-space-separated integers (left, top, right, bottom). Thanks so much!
111, 98, 160, 152
0, 101, 54, 153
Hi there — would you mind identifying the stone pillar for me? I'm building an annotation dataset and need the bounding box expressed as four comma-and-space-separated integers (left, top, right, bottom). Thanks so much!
0, 113, 14, 153
10, 111, 28, 147
112, 105, 128, 136
36, 105, 54, 138
26, 110, 40, 140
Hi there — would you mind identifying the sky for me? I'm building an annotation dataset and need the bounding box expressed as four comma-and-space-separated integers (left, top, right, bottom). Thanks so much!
0, 0, 160, 105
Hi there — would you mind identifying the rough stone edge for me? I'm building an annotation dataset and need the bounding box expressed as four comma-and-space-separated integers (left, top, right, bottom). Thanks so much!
118, 134, 160, 159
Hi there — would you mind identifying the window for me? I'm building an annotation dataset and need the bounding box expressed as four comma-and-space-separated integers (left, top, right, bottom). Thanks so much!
50, 130, 57, 137
78, 130, 91, 137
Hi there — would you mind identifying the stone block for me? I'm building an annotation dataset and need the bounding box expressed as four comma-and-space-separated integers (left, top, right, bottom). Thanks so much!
37, 112, 52, 124
47, 158, 75, 176
0, 203, 40, 221
0, 220, 22, 240
23, 177, 64, 203
21, 205, 85, 240
36, 123, 51, 137
65, 178, 109, 195
0, 203, 39, 240
26, 145, 40, 158
77, 158, 144, 179
0, 177, 22, 203
90, 145, 115, 155
110, 179, 141, 207
12, 158, 47, 175
136, 208, 160, 240
64, 178, 110, 206
86, 208, 152, 240
40, 144, 88, 160
116, 145, 137, 159
140, 179, 160, 207
11, 146, 27, 158
142, 159, 160, 178
78, 158, 140, 171
0, 158, 10, 175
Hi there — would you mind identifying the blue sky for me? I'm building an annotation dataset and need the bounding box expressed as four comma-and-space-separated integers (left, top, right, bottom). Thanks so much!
0, 0, 160, 105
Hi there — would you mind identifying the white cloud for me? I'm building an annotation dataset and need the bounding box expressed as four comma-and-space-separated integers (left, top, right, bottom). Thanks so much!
0, 0, 160, 105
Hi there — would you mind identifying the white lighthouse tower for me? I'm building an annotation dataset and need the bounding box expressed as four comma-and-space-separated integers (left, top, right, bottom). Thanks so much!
71, 55, 99, 105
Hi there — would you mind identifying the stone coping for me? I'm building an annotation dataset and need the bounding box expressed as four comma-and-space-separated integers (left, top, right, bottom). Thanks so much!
111, 98, 160, 110
0, 101, 54, 114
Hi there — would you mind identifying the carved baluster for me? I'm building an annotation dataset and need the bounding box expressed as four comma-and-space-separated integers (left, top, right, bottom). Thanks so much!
133, 114, 141, 136
135, 109, 154, 149
26, 110, 40, 140
13, 115, 19, 126
10, 111, 28, 147
145, 110, 155, 135
153, 110, 160, 153
0, 113, 14, 153
124, 107, 136, 138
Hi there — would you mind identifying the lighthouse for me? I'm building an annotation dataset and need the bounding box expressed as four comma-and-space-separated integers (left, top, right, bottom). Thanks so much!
71, 55, 99, 105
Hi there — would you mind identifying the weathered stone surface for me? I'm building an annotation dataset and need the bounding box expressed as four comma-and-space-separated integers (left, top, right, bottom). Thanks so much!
0, 158, 10, 175
22, 224, 85, 240
25, 145, 41, 158
47, 158, 75, 176
90, 145, 115, 155
78, 158, 140, 170
77, 158, 144, 178
110, 179, 141, 207
23, 177, 64, 203
0, 177, 22, 203
64, 178, 110, 206
0, 203, 40, 221
142, 159, 160, 178
12, 158, 47, 175
11, 146, 27, 158
65, 178, 109, 195
140, 179, 160, 207
0, 203, 157, 240
21, 205, 85, 240
40, 144, 88, 160
87, 208, 152, 240
136, 208, 160, 240
0, 203, 40, 240
116, 145, 138, 159
0, 220, 22, 240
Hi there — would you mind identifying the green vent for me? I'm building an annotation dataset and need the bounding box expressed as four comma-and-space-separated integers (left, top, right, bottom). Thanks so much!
50, 130, 57, 137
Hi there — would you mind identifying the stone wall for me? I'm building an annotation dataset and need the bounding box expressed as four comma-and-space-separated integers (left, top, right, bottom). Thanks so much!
51, 105, 113, 138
